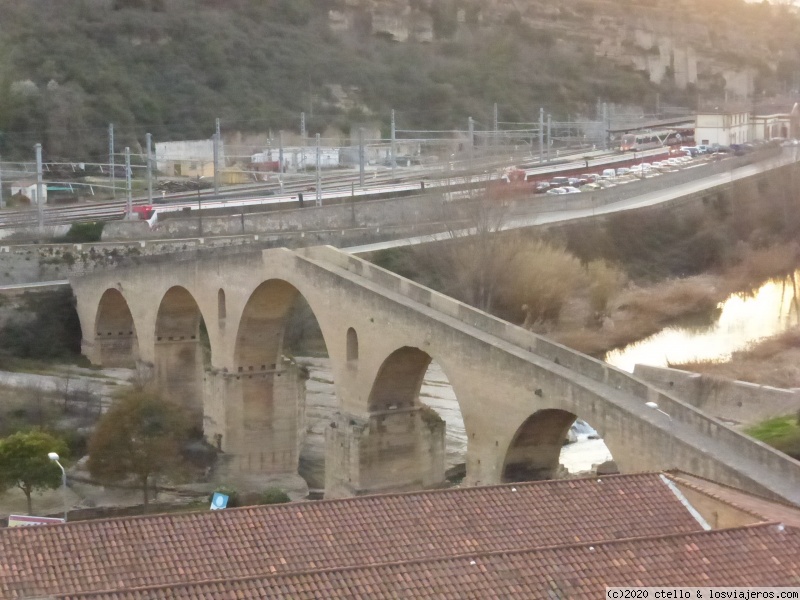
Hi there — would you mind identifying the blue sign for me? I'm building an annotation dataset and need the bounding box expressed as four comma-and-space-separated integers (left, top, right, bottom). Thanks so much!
210, 493, 229, 510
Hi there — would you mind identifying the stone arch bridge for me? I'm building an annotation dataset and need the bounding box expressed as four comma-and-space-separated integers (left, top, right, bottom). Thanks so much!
70, 246, 800, 503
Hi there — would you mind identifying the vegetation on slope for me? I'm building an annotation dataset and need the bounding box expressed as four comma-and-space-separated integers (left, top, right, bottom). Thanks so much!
0, 0, 653, 160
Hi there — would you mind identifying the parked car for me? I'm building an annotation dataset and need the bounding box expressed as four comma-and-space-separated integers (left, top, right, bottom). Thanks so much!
681, 146, 699, 157
546, 186, 580, 195
549, 176, 569, 187
534, 181, 550, 193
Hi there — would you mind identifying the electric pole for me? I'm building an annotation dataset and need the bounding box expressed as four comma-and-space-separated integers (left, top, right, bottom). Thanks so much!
468, 116, 474, 166
0, 154, 4, 209
145, 133, 153, 205
390, 109, 396, 176
35, 143, 44, 231
358, 127, 365, 187
493, 102, 499, 154
109, 123, 115, 198
278, 131, 284, 192
125, 146, 132, 217
539, 108, 544, 163
301, 112, 306, 141
547, 114, 552, 161
315, 133, 321, 207
213, 118, 220, 198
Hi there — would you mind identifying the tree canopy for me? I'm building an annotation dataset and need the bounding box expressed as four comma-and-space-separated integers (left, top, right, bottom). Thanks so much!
0, 429, 69, 515
88, 388, 189, 507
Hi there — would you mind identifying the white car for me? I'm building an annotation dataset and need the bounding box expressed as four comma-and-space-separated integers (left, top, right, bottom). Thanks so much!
546, 186, 581, 195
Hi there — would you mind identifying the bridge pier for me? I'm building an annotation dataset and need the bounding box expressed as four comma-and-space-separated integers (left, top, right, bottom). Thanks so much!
203, 360, 305, 486
324, 407, 446, 499
85, 333, 138, 368
155, 338, 204, 423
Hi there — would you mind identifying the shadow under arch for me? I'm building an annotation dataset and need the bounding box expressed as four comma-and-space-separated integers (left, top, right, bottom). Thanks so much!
502, 408, 580, 482
361, 345, 462, 492
94, 288, 139, 367
154, 285, 210, 424
227, 278, 330, 478
368, 346, 433, 412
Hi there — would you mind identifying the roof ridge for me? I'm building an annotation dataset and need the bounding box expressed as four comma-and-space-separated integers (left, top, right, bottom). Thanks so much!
1, 472, 664, 535
666, 469, 800, 510
51, 522, 789, 599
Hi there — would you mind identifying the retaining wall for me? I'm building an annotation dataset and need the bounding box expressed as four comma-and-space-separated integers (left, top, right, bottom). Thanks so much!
634, 364, 800, 426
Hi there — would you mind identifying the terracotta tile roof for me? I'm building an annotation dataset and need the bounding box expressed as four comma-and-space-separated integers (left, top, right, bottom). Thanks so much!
666, 471, 800, 528
55, 524, 800, 600
0, 473, 702, 598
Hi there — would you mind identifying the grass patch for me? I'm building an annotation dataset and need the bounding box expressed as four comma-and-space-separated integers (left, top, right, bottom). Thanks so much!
745, 415, 800, 460
0, 355, 94, 376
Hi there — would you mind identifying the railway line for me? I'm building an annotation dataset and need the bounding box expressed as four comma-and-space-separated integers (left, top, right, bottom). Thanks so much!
0, 146, 678, 230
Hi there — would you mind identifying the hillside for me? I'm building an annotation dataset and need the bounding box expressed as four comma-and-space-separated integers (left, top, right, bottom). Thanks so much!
0, 0, 798, 161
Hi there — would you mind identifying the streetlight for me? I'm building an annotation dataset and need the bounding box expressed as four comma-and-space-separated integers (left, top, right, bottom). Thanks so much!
48, 452, 67, 522
645, 401, 672, 420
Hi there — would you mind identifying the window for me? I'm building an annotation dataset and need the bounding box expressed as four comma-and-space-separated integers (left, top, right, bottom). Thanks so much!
346, 327, 358, 362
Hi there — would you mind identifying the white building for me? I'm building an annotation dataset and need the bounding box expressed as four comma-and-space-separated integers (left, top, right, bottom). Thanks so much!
751, 113, 791, 142
155, 139, 225, 178
695, 111, 751, 146
10, 180, 47, 204
695, 102, 800, 146
252, 147, 340, 171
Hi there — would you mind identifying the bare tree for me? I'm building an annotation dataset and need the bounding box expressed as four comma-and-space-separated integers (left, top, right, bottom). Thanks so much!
415, 182, 524, 313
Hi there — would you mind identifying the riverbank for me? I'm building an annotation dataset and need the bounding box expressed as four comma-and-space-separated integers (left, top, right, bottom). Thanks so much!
549, 245, 799, 357
672, 327, 800, 389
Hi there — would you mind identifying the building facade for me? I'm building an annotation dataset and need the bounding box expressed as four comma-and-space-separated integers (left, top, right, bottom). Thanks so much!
155, 140, 225, 178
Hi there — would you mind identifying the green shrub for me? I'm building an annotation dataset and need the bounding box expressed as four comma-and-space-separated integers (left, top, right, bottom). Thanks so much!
59, 222, 105, 243
259, 487, 291, 505
746, 416, 800, 460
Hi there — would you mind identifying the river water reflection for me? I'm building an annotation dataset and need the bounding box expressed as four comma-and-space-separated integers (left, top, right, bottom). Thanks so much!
606, 271, 800, 372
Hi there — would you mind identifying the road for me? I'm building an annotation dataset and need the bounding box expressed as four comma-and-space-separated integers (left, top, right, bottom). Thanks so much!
343, 149, 792, 254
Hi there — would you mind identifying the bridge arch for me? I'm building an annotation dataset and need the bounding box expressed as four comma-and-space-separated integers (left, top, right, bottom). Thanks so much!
68, 246, 800, 504
93, 288, 138, 367
502, 408, 619, 482
368, 346, 432, 412
357, 345, 464, 492
222, 278, 332, 478
154, 286, 211, 424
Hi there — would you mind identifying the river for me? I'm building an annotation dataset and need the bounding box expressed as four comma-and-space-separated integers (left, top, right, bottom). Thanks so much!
607, 271, 800, 371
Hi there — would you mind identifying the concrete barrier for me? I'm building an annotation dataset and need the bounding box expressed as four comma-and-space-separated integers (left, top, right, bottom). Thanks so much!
634, 364, 800, 426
